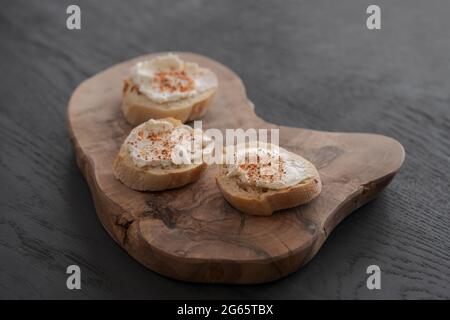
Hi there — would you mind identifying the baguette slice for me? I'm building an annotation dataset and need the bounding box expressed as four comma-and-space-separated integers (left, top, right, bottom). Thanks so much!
122, 79, 216, 126
113, 117, 207, 191
216, 146, 322, 216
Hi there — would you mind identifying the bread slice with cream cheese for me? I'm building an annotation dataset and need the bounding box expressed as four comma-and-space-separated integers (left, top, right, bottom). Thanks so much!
216, 143, 322, 216
122, 54, 217, 125
113, 117, 207, 191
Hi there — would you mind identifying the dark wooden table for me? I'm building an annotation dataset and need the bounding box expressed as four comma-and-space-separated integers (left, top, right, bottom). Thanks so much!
1, 0, 449, 299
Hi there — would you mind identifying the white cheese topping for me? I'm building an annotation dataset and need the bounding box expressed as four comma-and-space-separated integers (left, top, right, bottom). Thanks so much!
225, 144, 311, 190
130, 53, 218, 103
125, 119, 206, 168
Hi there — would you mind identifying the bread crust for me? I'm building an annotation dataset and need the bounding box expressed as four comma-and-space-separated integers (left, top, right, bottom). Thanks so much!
122, 78, 216, 125
114, 147, 206, 191
113, 117, 207, 191
216, 153, 322, 216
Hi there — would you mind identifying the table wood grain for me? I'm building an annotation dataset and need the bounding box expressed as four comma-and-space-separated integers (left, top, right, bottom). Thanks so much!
0, 0, 449, 299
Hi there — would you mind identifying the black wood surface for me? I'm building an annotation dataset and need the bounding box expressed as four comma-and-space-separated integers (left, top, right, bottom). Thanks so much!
0, 0, 449, 299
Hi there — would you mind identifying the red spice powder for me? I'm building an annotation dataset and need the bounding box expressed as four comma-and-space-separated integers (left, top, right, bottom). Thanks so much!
155, 70, 194, 93
238, 155, 285, 184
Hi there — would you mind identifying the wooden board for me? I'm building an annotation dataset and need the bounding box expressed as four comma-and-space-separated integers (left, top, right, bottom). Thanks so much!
67, 52, 405, 284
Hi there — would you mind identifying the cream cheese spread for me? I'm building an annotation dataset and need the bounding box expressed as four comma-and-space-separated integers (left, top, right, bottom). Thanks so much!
225, 144, 311, 190
125, 119, 206, 168
130, 53, 218, 103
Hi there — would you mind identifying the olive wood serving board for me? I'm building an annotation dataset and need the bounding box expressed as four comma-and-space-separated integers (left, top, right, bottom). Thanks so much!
67, 52, 405, 284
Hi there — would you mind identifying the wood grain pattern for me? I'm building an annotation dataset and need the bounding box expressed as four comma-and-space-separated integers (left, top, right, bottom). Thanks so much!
68, 53, 404, 283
